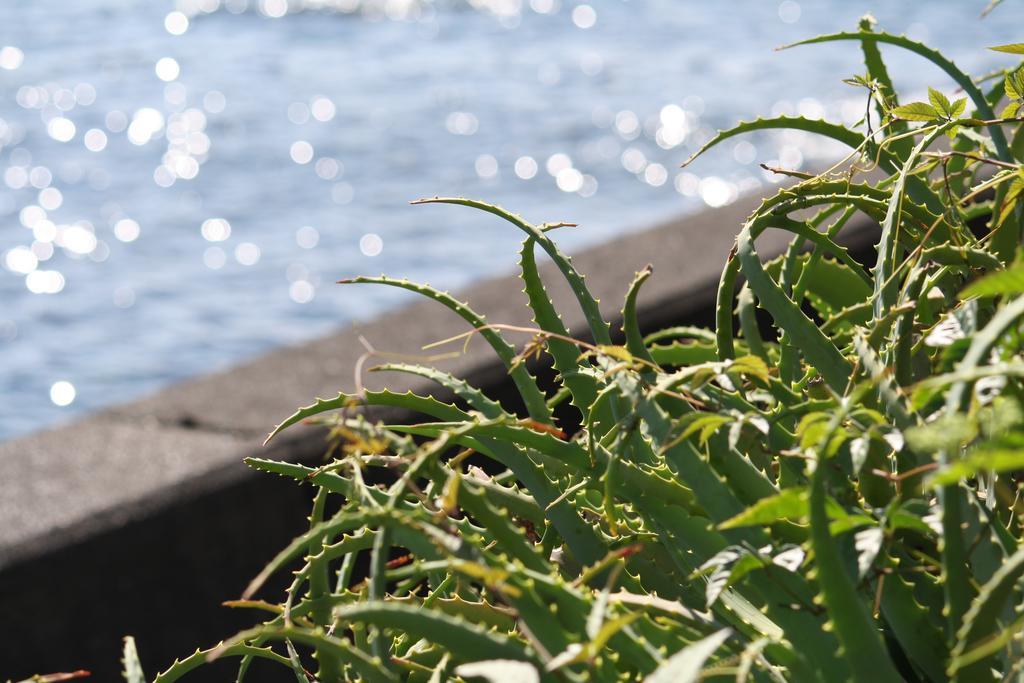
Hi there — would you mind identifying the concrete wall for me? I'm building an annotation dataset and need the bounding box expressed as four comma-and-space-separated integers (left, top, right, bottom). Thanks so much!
0, 194, 877, 679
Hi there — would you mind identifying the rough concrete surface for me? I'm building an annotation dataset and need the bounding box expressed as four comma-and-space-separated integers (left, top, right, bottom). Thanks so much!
0, 193, 878, 679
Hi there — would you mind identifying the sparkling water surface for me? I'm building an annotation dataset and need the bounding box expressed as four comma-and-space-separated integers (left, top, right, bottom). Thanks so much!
0, 0, 1018, 439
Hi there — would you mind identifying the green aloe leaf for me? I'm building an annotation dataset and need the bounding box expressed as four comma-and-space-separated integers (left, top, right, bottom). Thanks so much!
783, 30, 1009, 160
339, 275, 551, 422
735, 220, 852, 393
878, 569, 950, 683
778, 255, 873, 319
809, 428, 903, 683
622, 265, 656, 364
412, 197, 612, 345
681, 116, 872, 169
648, 341, 718, 366
265, 392, 355, 444
856, 16, 900, 120
335, 601, 534, 661
874, 124, 951, 318
154, 644, 294, 683
141, 22, 1024, 683
950, 545, 1024, 678
457, 480, 547, 572
371, 363, 507, 419
519, 237, 600, 414
229, 624, 398, 683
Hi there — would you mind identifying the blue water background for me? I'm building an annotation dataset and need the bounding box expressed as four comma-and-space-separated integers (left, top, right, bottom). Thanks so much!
0, 0, 1019, 438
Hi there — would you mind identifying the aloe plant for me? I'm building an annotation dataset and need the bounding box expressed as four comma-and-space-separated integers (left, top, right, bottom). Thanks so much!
112, 17, 1024, 683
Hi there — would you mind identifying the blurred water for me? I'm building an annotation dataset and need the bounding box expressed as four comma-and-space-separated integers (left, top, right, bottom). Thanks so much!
0, 0, 1018, 439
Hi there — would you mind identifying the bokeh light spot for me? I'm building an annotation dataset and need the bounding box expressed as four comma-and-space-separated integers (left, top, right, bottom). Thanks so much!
0, 46, 24, 70
50, 381, 76, 406
164, 11, 190, 35
296, 226, 319, 249
201, 218, 231, 242
359, 233, 383, 256
572, 4, 596, 28
155, 57, 181, 82
779, 0, 801, 23
290, 140, 314, 164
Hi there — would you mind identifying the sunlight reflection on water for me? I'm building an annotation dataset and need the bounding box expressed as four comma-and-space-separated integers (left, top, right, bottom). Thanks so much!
0, 0, 1018, 437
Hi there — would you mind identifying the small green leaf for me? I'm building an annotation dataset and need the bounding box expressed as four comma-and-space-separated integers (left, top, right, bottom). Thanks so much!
990, 43, 1024, 55
719, 488, 807, 529
1006, 71, 1022, 101
728, 354, 771, 384
891, 101, 939, 121
928, 88, 951, 117
593, 344, 635, 363
680, 413, 732, 445
843, 74, 874, 89
1001, 101, 1021, 120
950, 97, 967, 118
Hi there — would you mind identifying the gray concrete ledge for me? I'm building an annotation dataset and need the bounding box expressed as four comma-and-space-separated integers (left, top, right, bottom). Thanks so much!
0, 192, 879, 678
